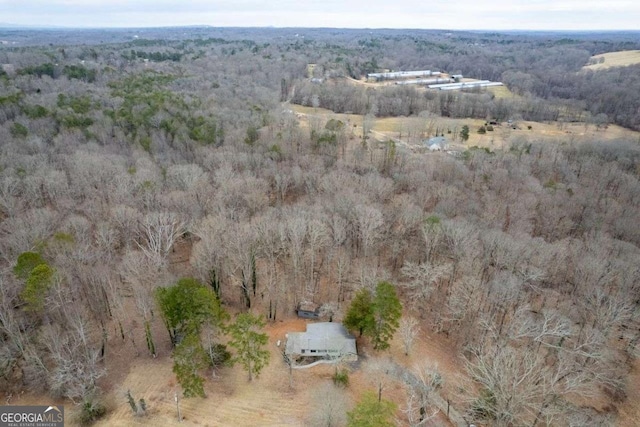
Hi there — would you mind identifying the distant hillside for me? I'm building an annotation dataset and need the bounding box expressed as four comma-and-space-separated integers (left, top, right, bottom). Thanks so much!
583, 50, 640, 70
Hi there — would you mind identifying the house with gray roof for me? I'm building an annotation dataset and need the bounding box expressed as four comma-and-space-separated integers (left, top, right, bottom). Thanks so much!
285, 323, 357, 361
424, 136, 447, 151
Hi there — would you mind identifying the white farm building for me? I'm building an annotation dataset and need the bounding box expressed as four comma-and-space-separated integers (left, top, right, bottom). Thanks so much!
428, 80, 503, 91
367, 70, 440, 81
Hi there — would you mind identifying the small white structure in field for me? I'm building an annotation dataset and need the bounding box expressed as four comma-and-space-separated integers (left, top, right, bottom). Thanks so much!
285, 323, 357, 361
425, 136, 447, 151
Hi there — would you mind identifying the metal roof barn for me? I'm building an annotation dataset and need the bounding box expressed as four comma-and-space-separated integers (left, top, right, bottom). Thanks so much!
395, 77, 453, 85
428, 80, 503, 91
367, 70, 439, 80
428, 80, 491, 89
438, 81, 504, 91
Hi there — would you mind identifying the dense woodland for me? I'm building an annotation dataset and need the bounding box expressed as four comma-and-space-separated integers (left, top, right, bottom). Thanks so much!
1, 27, 640, 426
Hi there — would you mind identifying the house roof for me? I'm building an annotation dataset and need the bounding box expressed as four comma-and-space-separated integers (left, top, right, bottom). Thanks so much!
425, 136, 446, 146
285, 323, 356, 356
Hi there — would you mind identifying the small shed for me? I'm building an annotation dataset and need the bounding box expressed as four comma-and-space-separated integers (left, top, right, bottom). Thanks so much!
296, 309, 320, 319
285, 323, 357, 361
296, 301, 320, 319
424, 136, 447, 151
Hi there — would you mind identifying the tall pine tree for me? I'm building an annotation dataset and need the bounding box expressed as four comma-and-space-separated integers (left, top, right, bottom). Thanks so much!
156, 277, 227, 345
173, 334, 208, 398
344, 288, 374, 337
228, 313, 270, 381
344, 282, 402, 350
370, 282, 402, 350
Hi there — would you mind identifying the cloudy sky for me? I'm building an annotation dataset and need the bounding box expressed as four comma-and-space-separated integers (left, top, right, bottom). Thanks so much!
0, 0, 638, 30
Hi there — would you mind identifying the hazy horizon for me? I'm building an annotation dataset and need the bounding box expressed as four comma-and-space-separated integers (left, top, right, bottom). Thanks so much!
1, 23, 639, 33
0, 0, 638, 31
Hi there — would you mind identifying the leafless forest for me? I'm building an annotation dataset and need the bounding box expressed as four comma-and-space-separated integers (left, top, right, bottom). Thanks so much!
1, 27, 640, 426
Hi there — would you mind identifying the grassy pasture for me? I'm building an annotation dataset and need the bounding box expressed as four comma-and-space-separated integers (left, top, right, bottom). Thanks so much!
583, 50, 640, 70
289, 104, 640, 151
486, 84, 517, 99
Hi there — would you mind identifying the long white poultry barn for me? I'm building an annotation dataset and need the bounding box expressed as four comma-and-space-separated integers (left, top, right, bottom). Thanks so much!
368, 70, 441, 80
428, 81, 503, 91
395, 78, 453, 85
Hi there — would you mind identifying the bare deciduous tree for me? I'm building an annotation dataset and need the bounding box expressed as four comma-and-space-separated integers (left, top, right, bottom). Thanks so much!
463, 345, 544, 427
399, 316, 421, 356
308, 382, 349, 427
44, 288, 106, 403
355, 204, 384, 258
401, 363, 442, 427
365, 357, 394, 403
136, 212, 185, 267
121, 250, 165, 356
401, 261, 450, 308
286, 211, 307, 296
166, 164, 205, 191
306, 218, 328, 299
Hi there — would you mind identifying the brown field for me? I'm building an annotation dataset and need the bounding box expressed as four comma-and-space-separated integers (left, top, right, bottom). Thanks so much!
461, 119, 640, 149
583, 50, 640, 71
289, 104, 640, 152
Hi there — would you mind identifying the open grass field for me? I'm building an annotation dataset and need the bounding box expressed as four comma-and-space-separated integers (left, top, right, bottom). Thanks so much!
290, 104, 640, 152
486, 84, 517, 99
583, 50, 640, 71
464, 119, 640, 149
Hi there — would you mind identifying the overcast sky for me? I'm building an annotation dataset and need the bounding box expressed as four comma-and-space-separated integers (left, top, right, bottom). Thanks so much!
1, 0, 638, 30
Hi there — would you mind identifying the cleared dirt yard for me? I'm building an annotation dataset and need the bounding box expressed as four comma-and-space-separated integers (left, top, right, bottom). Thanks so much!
0, 304, 464, 426
90, 318, 311, 427
88, 317, 460, 427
